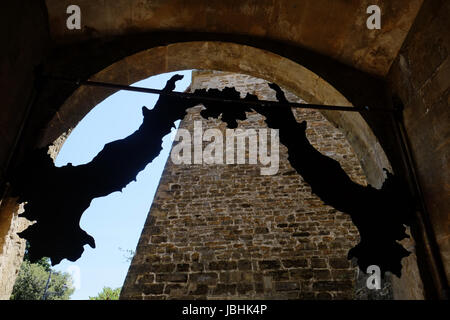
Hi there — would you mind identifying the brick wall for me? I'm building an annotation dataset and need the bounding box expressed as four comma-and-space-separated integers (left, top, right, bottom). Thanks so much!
121, 71, 369, 299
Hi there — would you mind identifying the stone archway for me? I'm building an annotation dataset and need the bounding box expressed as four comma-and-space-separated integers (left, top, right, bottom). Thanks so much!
38, 41, 423, 298
40, 41, 390, 187
1, 0, 446, 301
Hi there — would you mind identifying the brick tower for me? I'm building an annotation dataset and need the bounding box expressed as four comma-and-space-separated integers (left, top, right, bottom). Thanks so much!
120, 70, 368, 300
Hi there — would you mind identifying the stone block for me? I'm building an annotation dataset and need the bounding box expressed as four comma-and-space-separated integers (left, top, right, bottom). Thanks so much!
142, 284, 165, 295
282, 259, 308, 268
156, 273, 188, 283
274, 281, 300, 291
258, 260, 281, 270
189, 272, 218, 285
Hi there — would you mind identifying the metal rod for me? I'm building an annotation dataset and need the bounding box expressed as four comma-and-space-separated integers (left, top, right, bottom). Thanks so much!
41, 75, 395, 113
390, 100, 449, 299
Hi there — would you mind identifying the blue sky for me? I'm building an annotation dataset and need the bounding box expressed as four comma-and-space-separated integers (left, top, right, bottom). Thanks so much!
52, 70, 192, 300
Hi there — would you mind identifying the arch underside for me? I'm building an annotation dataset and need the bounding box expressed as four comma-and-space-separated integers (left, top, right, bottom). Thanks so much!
42, 41, 391, 188
1, 0, 444, 300
22, 40, 421, 299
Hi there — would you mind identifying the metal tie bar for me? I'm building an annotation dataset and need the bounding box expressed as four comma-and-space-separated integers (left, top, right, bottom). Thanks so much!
41, 75, 395, 113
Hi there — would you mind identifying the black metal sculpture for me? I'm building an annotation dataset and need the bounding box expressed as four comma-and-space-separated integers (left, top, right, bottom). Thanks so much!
11, 75, 412, 276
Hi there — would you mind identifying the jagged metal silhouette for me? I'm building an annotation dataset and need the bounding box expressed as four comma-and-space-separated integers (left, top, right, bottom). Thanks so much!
11, 75, 412, 276
11, 75, 199, 265
199, 83, 413, 277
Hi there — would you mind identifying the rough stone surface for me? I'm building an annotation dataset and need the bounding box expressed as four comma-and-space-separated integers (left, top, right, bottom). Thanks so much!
0, 199, 29, 300
390, 228, 425, 299
45, 0, 423, 77
121, 71, 370, 300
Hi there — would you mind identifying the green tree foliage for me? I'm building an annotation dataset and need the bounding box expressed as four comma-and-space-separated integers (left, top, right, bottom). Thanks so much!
89, 287, 121, 300
10, 242, 74, 300
10, 260, 74, 300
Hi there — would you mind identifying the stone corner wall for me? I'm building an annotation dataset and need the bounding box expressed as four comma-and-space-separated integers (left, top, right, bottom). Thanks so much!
0, 199, 29, 300
387, 0, 449, 298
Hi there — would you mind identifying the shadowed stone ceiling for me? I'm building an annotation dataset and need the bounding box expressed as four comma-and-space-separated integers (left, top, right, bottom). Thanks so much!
45, 0, 424, 77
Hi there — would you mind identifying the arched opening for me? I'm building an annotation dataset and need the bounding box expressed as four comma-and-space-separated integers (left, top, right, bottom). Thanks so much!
34, 42, 423, 299
39, 42, 391, 187
1, 0, 446, 302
